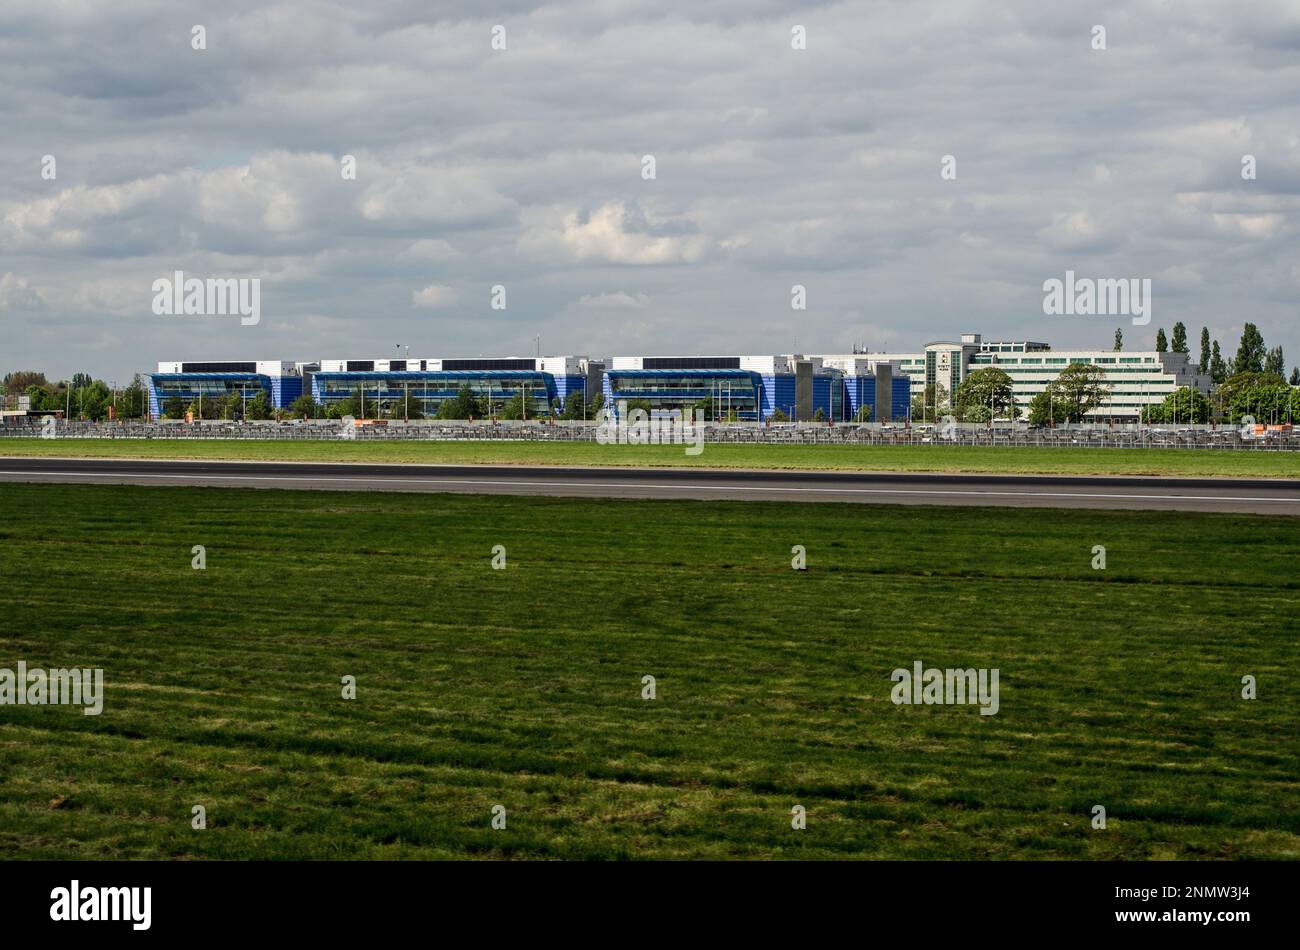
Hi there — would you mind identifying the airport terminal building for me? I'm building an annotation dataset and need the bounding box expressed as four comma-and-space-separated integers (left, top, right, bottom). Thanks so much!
147, 331, 1214, 422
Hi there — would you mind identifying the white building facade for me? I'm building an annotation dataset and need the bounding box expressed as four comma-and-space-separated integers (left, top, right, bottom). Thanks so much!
814, 333, 1212, 420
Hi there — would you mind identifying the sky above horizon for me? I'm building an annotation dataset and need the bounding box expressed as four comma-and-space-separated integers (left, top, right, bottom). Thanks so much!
2, 0, 1299, 382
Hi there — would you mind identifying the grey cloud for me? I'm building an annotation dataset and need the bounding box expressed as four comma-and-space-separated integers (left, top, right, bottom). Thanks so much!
1, 0, 1297, 381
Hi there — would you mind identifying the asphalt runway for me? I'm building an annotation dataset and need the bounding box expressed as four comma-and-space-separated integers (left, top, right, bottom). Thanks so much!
1, 456, 1298, 513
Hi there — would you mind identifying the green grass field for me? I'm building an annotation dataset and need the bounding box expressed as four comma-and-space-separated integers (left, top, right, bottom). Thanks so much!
2, 436, 1299, 478
1, 483, 1296, 859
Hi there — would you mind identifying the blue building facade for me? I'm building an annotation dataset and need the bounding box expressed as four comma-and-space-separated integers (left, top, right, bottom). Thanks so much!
843, 375, 911, 422
312, 369, 558, 417
148, 354, 910, 422
309, 357, 596, 417
605, 357, 866, 422
148, 361, 301, 417
603, 368, 765, 420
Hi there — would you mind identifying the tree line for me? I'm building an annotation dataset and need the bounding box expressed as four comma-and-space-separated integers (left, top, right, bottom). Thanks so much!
271, 384, 608, 422
3, 371, 148, 421
1119, 320, 1295, 385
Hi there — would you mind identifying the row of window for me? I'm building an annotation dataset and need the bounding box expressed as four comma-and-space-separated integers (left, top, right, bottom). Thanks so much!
317, 379, 552, 398
972, 356, 1158, 365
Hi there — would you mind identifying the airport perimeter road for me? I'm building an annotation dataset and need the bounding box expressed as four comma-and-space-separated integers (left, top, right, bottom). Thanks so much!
2, 457, 1299, 513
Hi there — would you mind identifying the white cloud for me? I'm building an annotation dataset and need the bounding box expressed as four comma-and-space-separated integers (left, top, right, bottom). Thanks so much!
2, 1, 1298, 379
399, 239, 463, 262
576, 291, 649, 309
520, 202, 715, 265
0, 273, 47, 312
412, 284, 457, 309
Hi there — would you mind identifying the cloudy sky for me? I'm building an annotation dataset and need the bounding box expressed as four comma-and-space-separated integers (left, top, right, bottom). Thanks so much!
2, 0, 1298, 382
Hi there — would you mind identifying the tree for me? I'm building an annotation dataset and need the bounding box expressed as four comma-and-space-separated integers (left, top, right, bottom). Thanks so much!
1291, 368, 1300, 386
1233, 323, 1266, 374
188, 394, 225, 420
854, 404, 872, 422
162, 395, 187, 419
288, 394, 323, 418
26, 382, 71, 413
559, 393, 587, 420
497, 393, 526, 420
1051, 362, 1111, 421
813, 407, 826, 422
1219, 371, 1293, 424
385, 395, 423, 420
118, 375, 146, 418
4, 371, 49, 396
244, 390, 272, 420
910, 383, 948, 422
76, 380, 112, 420
1210, 341, 1226, 384
1141, 387, 1210, 424
1027, 386, 1070, 425
769, 408, 789, 422
1170, 322, 1188, 354
1264, 345, 1285, 378
325, 387, 363, 419
435, 384, 485, 420
218, 391, 241, 420
25, 384, 53, 412
1155, 328, 1168, 353
952, 367, 1016, 422
71, 372, 93, 392
1113, 328, 1123, 351
1198, 327, 1211, 374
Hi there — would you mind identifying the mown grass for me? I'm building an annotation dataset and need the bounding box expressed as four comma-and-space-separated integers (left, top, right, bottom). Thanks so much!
0, 483, 1296, 859
2, 436, 1299, 478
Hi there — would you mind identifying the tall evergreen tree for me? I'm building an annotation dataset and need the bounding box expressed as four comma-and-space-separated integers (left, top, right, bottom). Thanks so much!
1264, 345, 1285, 378
1170, 322, 1188, 354
1233, 323, 1266, 374
1198, 327, 1210, 373
1113, 328, 1123, 351
1210, 341, 1226, 384
1155, 328, 1168, 353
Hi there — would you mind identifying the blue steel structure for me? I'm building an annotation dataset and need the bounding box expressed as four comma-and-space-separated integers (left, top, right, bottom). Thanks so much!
148, 372, 277, 418
843, 375, 912, 422
604, 366, 889, 422
311, 369, 571, 417
149, 354, 907, 422
603, 369, 765, 420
